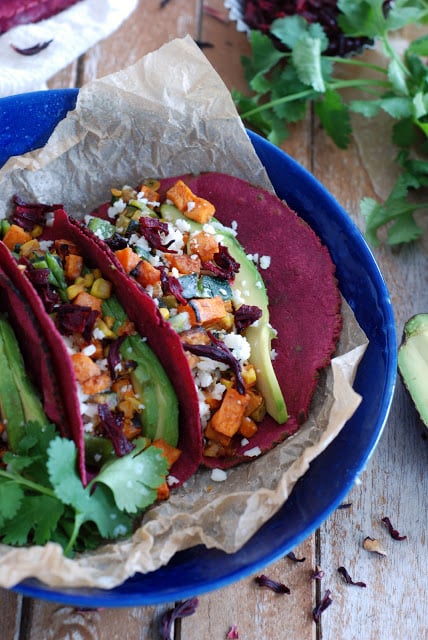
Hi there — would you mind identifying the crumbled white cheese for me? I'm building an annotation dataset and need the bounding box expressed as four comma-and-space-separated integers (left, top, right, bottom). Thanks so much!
259, 255, 271, 269
271, 348, 278, 360
167, 475, 180, 486
240, 438, 249, 446
187, 201, 196, 212
223, 333, 251, 363
38, 239, 53, 251
107, 198, 126, 218
175, 217, 191, 233
202, 223, 216, 235
243, 446, 262, 457
82, 344, 96, 356
211, 468, 228, 482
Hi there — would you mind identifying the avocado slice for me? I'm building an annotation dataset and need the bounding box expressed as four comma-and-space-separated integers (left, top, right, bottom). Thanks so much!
398, 313, 428, 427
0, 314, 47, 450
120, 333, 179, 447
160, 203, 288, 424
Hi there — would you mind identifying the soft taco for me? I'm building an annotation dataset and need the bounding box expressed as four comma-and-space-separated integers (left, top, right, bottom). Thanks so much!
85, 172, 343, 469
0, 206, 201, 491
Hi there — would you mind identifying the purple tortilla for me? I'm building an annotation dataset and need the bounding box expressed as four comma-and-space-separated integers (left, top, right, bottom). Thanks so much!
158, 173, 343, 469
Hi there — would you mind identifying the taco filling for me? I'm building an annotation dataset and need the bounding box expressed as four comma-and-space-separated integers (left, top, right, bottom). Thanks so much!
86, 172, 342, 468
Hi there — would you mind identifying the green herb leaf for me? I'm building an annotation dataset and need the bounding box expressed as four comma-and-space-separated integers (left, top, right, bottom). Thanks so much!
407, 34, 428, 57
337, 0, 386, 39
0, 481, 24, 527
292, 36, 326, 93
314, 89, 352, 149
1, 495, 64, 546
94, 439, 168, 513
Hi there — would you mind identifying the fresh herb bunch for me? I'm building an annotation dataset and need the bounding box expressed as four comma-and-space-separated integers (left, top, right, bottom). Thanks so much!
233, 0, 428, 245
0, 421, 168, 555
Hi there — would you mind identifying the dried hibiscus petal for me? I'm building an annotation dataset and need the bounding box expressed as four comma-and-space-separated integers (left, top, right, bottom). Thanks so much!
183, 331, 245, 394
139, 216, 176, 252
311, 565, 325, 580
97, 404, 134, 457
312, 589, 333, 623
202, 244, 240, 280
287, 551, 306, 562
382, 517, 407, 541
12, 195, 62, 231
226, 624, 239, 639
160, 597, 199, 640
11, 39, 53, 56
337, 566, 366, 588
254, 574, 290, 594
57, 303, 99, 341
107, 336, 127, 379
234, 304, 262, 331
158, 265, 187, 305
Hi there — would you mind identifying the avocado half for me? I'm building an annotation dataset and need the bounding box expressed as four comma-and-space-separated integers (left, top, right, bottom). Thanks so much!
398, 314, 428, 427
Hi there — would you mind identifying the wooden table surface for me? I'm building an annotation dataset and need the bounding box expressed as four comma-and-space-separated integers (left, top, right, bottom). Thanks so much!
1, 1, 428, 639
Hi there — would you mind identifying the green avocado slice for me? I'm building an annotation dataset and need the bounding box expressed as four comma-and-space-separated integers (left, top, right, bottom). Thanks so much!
160, 203, 288, 424
398, 313, 428, 427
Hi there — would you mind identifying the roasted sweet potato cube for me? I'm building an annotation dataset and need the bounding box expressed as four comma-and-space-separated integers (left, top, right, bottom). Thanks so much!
3, 224, 32, 250
166, 180, 215, 224
190, 296, 227, 327
132, 259, 161, 287
239, 416, 258, 439
73, 291, 103, 313
166, 253, 201, 275
211, 387, 251, 438
115, 247, 141, 274
152, 438, 182, 466
204, 422, 232, 447
189, 231, 219, 262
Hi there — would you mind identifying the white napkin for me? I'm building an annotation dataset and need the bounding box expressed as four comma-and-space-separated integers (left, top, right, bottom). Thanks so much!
0, 0, 138, 98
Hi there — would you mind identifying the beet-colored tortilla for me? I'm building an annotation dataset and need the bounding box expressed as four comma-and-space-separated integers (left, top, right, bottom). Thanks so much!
39, 209, 202, 485
157, 173, 343, 468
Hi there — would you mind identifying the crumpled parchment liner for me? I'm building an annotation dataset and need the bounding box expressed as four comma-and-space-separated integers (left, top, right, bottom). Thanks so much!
0, 36, 367, 589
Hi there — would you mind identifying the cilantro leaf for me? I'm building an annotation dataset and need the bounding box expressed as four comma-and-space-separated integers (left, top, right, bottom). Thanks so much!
270, 15, 328, 52
315, 89, 352, 149
337, 0, 387, 39
292, 36, 326, 93
408, 34, 428, 57
0, 481, 24, 527
47, 437, 133, 548
1, 495, 64, 546
94, 439, 168, 513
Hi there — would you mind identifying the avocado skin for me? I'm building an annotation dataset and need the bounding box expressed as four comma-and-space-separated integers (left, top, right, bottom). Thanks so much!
160, 203, 288, 424
398, 313, 428, 427
0, 314, 47, 450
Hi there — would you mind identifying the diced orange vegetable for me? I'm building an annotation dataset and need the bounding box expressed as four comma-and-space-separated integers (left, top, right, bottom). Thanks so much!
88, 339, 104, 360
245, 390, 266, 422
73, 291, 103, 313
122, 419, 142, 441
71, 353, 101, 383
157, 481, 170, 501
118, 396, 141, 419
211, 387, 251, 438
81, 373, 111, 395
189, 296, 227, 327
115, 247, 141, 274
116, 319, 136, 336
132, 260, 161, 287
239, 416, 258, 439
204, 422, 231, 447
152, 438, 182, 467
54, 239, 80, 259
166, 180, 215, 224
166, 253, 201, 275
65, 254, 84, 280
138, 184, 160, 203
189, 232, 219, 262
2, 224, 32, 251
242, 364, 257, 388
180, 327, 211, 345
112, 376, 134, 399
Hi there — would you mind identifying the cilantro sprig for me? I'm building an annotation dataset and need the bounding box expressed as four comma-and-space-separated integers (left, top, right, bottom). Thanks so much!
234, 0, 428, 245
0, 422, 168, 555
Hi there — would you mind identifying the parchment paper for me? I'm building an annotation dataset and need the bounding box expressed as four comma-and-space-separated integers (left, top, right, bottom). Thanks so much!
0, 36, 367, 589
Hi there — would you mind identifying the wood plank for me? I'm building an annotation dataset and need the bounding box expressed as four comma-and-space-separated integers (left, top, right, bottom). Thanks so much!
0, 589, 22, 639
181, 538, 316, 639
313, 121, 428, 638
24, 599, 173, 639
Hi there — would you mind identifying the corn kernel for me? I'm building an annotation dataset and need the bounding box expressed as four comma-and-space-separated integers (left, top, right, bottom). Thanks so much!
20, 239, 40, 257
104, 315, 115, 329
159, 307, 170, 320
83, 272, 95, 288
30, 224, 44, 238
91, 277, 112, 299
111, 188, 122, 198
94, 318, 115, 339
92, 268, 102, 280
242, 364, 257, 387
66, 283, 86, 300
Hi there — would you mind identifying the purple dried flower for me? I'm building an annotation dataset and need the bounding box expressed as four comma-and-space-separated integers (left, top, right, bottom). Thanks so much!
254, 574, 290, 594
234, 304, 262, 331
311, 565, 325, 580
12, 195, 61, 230
226, 624, 239, 639
160, 598, 199, 640
107, 336, 127, 380
337, 566, 366, 588
312, 589, 333, 623
11, 39, 53, 56
158, 265, 187, 305
202, 244, 240, 280
139, 216, 176, 253
56, 303, 99, 341
97, 404, 134, 457
287, 551, 306, 562
382, 517, 407, 541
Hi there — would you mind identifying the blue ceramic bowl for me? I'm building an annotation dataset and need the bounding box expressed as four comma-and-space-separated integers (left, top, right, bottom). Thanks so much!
0, 89, 396, 606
